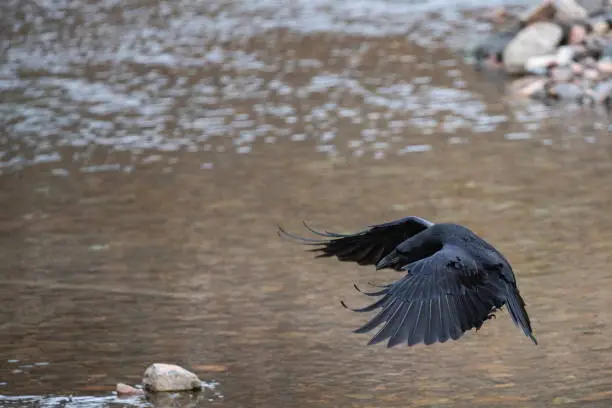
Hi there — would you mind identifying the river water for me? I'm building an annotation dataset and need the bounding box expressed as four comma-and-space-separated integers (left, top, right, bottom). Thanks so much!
2, 0, 612, 407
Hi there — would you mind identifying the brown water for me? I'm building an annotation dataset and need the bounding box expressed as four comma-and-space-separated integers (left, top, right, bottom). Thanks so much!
2, 0, 612, 407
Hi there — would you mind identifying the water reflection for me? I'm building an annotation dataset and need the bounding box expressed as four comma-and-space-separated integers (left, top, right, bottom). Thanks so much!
2, 0, 612, 407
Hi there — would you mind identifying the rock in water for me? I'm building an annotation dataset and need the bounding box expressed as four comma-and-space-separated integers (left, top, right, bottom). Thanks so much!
116, 383, 144, 396
509, 76, 549, 98
142, 363, 202, 392
503, 22, 564, 74
548, 82, 584, 100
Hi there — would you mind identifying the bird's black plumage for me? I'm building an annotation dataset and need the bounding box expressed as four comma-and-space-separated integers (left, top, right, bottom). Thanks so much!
278, 216, 537, 347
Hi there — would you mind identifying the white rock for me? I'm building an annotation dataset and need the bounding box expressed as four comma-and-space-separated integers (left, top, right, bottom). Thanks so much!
556, 46, 575, 66
525, 54, 558, 74
509, 76, 548, 98
503, 22, 564, 74
142, 363, 202, 392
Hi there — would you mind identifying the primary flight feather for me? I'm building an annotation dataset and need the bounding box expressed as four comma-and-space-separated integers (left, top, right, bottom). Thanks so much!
278, 216, 537, 348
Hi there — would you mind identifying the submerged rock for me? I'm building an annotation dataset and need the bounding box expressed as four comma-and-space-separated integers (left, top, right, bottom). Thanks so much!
142, 363, 202, 392
146, 390, 209, 407
509, 76, 549, 98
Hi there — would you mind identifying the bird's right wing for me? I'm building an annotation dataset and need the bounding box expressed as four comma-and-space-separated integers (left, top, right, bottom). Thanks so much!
277, 216, 434, 270
344, 244, 501, 347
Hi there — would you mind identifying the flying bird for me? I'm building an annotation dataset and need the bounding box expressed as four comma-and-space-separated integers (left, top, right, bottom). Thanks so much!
278, 216, 537, 348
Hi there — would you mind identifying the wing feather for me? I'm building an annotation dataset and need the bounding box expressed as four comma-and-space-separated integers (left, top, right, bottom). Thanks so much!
278, 216, 434, 269
345, 244, 501, 347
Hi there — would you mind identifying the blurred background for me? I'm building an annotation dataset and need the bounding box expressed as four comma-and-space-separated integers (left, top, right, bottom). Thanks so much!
1, 0, 612, 407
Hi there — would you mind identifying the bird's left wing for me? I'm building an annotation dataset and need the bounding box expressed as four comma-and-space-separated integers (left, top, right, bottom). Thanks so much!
277, 216, 434, 270
344, 244, 500, 347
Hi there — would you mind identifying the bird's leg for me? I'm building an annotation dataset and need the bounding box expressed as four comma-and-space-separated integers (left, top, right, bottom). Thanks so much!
485, 306, 500, 321
475, 310, 497, 333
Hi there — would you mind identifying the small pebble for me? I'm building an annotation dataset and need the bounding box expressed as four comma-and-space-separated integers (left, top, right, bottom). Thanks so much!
584, 68, 600, 80
571, 63, 584, 75
510, 76, 548, 97
548, 82, 584, 100
525, 55, 558, 75
550, 66, 573, 82
588, 80, 612, 103
116, 383, 145, 396
569, 25, 588, 45
598, 60, 612, 75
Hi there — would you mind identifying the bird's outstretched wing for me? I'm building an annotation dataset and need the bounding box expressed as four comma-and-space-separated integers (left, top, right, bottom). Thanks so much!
277, 216, 434, 270
344, 244, 502, 347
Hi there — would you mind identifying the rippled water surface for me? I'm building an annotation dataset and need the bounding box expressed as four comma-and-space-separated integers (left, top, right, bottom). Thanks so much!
2, 0, 612, 407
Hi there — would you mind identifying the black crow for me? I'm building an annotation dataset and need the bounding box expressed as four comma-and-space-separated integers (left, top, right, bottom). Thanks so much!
278, 216, 537, 347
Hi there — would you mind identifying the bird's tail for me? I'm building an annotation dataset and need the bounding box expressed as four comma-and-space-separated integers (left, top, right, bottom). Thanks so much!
504, 283, 537, 345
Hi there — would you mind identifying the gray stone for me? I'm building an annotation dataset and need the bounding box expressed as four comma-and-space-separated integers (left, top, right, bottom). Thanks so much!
548, 82, 584, 99
590, 20, 610, 35
555, 0, 589, 21
503, 22, 564, 74
550, 66, 575, 81
142, 363, 202, 392
519, 1, 556, 25
575, 0, 610, 15
588, 80, 612, 103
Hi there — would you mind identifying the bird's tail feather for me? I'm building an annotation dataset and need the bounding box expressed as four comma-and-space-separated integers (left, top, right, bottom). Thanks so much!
504, 283, 537, 345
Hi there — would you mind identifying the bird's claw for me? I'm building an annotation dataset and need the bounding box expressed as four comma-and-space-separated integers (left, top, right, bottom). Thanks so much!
476, 312, 497, 333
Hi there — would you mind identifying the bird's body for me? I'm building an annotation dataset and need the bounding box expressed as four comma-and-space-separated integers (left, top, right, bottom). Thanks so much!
278, 216, 537, 348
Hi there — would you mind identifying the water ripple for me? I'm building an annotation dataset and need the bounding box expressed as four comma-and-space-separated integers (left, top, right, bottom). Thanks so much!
1, 0, 610, 174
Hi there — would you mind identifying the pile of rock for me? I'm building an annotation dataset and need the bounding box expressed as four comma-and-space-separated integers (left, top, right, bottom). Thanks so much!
470, 0, 612, 105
